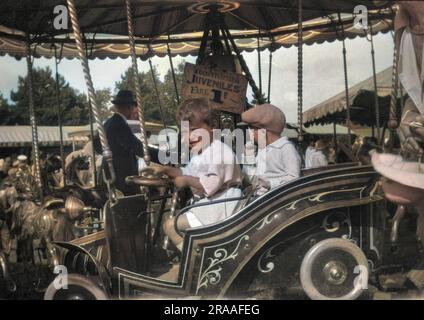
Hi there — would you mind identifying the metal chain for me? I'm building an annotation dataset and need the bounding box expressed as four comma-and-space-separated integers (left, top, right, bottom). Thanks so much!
297, 0, 304, 146
53, 44, 66, 187
25, 38, 43, 200
125, 0, 151, 165
66, 0, 115, 185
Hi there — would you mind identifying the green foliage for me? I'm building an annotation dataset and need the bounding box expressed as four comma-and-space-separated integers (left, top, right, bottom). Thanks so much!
0, 93, 15, 125
4, 61, 185, 127
115, 62, 184, 126
8, 66, 112, 126
93, 88, 113, 122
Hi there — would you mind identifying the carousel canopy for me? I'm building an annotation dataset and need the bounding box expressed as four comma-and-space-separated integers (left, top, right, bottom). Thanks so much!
303, 66, 401, 128
0, 1, 394, 59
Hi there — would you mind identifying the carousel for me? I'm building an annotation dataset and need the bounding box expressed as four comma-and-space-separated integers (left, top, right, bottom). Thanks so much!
1, 0, 423, 300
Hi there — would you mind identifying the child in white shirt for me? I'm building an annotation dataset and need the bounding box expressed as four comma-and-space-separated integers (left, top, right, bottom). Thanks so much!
241, 104, 301, 195
150, 98, 242, 251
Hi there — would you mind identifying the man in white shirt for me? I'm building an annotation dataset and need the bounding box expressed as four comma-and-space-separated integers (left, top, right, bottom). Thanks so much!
309, 139, 329, 168
241, 104, 301, 195
305, 140, 316, 169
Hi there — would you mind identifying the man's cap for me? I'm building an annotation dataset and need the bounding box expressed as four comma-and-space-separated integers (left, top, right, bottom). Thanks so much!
112, 90, 136, 106
241, 104, 286, 134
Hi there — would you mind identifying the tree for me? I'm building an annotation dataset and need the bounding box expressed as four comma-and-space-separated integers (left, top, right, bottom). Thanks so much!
0, 93, 14, 125
162, 62, 185, 125
93, 88, 113, 122
10, 66, 91, 126
115, 62, 185, 126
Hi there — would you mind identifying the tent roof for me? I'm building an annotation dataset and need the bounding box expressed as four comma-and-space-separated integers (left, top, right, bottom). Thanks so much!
303, 66, 398, 127
0, 125, 89, 147
0, 1, 394, 59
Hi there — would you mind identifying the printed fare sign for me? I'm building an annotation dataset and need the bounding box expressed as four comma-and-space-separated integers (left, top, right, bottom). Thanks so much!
181, 63, 248, 114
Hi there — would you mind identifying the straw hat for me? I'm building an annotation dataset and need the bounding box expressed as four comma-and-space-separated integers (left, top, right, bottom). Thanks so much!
371, 151, 424, 190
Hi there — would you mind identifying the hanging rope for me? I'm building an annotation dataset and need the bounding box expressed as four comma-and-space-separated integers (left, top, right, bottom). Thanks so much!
25, 37, 43, 201
53, 44, 66, 187
166, 36, 180, 105
369, 22, 381, 145
149, 58, 167, 129
125, 0, 150, 164
338, 12, 352, 146
297, 0, 304, 147
66, 0, 115, 187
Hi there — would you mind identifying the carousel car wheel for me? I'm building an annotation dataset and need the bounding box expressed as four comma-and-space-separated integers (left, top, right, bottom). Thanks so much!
300, 238, 369, 300
44, 274, 108, 300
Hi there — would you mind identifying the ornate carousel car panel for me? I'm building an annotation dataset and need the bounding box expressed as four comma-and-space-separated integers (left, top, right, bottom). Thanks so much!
63, 164, 387, 300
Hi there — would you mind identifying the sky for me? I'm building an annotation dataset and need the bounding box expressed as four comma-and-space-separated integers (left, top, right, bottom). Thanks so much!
0, 32, 394, 123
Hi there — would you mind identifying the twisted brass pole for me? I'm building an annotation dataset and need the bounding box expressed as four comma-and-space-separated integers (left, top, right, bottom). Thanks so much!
66, 0, 115, 185
25, 38, 43, 200
125, 0, 150, 164
297, 0, 304, 148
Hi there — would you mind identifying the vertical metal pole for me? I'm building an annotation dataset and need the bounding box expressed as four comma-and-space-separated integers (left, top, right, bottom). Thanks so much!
88, 99, 97, 187
333, 122, 338, 152
149, 58, 167, 129
125, 0, 150, 164
267, 48, 273, 104
66, 0, 115, 186
388, 35, 399, 152
25, 37, 43, 200
297, 0, 304, 149
166, 36, 180, 105
54, 45, 66, 187
339, 13, 352, 146
369, 23, 381, 144
257, 31, 263, 96
222, 20, 264, 104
